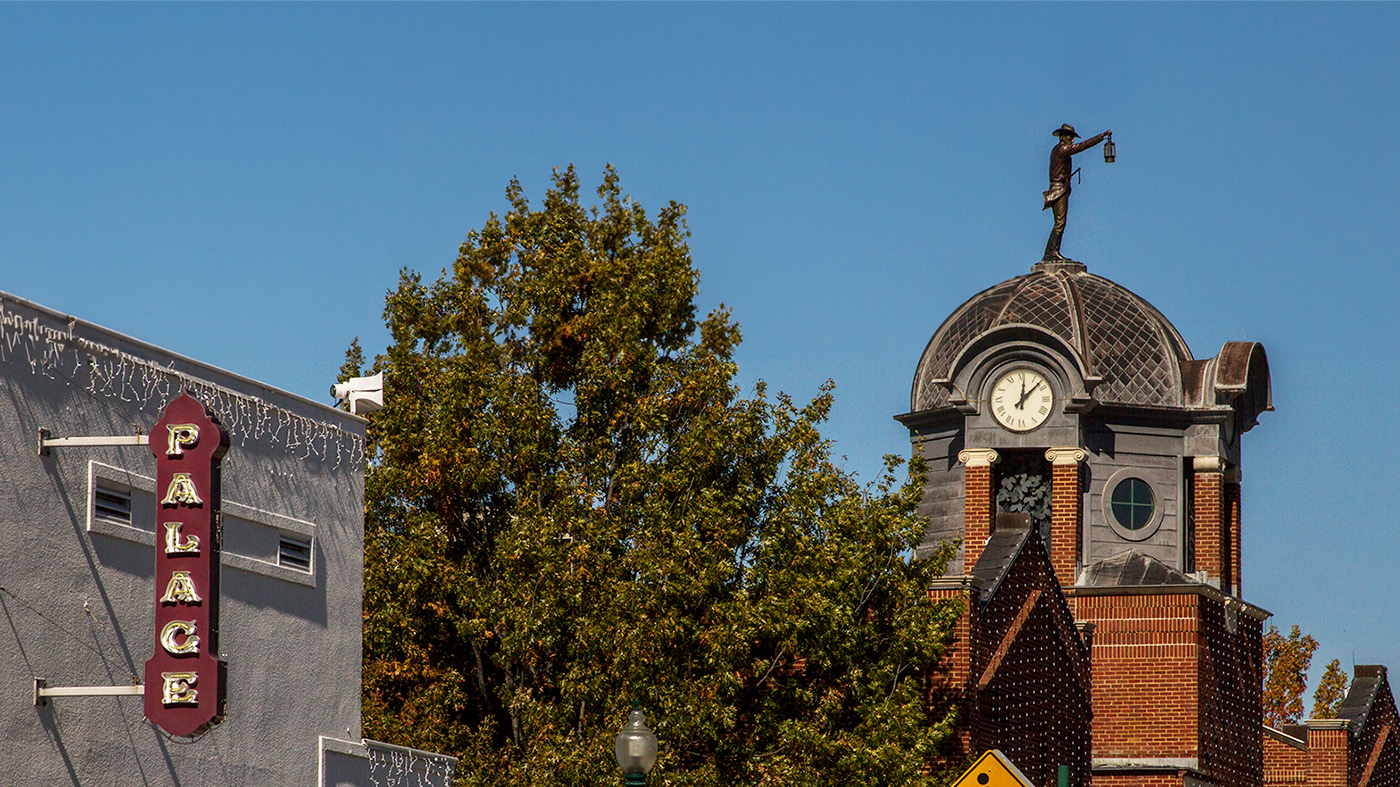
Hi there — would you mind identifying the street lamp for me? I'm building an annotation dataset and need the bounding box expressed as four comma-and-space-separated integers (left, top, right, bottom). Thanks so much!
614, 707, 658, 786
1102, 132, 1116, 163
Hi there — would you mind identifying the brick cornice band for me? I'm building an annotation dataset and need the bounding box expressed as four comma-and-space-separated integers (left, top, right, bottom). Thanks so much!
958, 448, 1000, 468
1045, 446, 1088, 466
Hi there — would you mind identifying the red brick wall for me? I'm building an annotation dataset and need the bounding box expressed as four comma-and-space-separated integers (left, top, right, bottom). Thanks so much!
1073, 593, 1202, 760
965, 464, 995, 569
1050, 461, 1083, 587
1263, 733, 1308, 786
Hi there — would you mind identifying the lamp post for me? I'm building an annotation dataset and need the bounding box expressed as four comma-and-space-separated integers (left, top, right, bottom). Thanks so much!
614, 707, 658, 786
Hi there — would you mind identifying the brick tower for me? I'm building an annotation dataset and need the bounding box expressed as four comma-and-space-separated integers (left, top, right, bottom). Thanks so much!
900, 259, 1274, 786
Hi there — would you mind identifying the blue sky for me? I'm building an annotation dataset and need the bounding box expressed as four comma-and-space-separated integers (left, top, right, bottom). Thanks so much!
4, 3, 1397, 692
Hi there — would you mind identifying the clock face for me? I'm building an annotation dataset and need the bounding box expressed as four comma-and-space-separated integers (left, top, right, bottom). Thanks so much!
990, 368, 1054, 432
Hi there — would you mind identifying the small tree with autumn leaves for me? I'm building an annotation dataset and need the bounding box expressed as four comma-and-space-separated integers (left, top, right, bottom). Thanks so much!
1311, 659, 1349, 720
1263, 624, 1351, 726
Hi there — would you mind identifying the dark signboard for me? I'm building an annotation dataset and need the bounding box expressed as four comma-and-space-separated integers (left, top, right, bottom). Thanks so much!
144, 392, 229, 737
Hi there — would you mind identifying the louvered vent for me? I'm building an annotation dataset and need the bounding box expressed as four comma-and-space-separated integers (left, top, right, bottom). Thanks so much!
278, 535, 313, 573
94, 485, 132, 526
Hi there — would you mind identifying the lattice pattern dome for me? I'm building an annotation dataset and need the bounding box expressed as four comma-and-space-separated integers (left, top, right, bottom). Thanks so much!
911, 262, 1194, 411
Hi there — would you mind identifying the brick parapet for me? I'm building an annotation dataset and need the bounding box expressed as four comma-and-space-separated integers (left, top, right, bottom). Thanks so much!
1306, 728, 1348, 787
1262, 732, 1309, 787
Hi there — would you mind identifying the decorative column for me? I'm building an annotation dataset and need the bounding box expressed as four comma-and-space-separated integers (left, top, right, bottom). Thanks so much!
1226, 467, 1242, 597
958, 448, 1000, 571
1192, 456, 1228, 590
1045, 447, 1087, 587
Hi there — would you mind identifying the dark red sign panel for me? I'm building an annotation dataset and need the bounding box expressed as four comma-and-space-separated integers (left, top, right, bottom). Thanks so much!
144, 392, 229, 737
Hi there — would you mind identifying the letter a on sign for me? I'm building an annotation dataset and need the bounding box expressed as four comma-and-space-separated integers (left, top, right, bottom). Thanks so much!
949, 750, 1036, 787
144, 392, 229, 738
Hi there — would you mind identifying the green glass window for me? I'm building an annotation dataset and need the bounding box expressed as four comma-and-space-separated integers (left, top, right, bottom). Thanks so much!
1110, 477, 1155, 530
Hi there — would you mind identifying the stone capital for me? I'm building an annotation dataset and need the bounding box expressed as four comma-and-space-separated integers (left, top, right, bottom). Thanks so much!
958, 448, 1000, 468
1192, 455, 1228, 473
1045, 446, 1088, 466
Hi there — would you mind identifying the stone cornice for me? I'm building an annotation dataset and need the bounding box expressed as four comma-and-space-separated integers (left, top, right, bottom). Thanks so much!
1045, 446, 1088, 466
1304, 718, 1353, 731
958, 447, 1001, 468
927, 576, 976, 591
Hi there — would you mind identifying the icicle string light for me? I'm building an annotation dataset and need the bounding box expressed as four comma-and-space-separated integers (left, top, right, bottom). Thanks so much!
366, 742, 454, 787
0, 301, 364, 470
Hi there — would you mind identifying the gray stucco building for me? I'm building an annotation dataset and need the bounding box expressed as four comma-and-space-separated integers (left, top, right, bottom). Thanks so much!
0, 291, 452, 786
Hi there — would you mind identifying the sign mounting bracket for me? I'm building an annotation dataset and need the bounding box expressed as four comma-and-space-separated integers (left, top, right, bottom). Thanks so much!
38, 428, 148, 456
33, 678, 144, 706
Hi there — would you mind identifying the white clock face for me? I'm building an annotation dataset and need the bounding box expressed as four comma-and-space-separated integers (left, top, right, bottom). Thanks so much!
990, 368, 1054, 432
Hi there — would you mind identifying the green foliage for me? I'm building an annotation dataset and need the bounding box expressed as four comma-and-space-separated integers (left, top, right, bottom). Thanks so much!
1263, 624, 1319, 726
336, 338, 366, 412
358, 166, 959, 785
1310, 659, 1348, 720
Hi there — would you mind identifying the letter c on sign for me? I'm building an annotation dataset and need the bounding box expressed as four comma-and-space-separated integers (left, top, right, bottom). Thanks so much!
160, 620, 200, 655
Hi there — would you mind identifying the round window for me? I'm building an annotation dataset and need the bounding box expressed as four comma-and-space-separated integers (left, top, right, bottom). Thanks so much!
1110, 477, 1155, 531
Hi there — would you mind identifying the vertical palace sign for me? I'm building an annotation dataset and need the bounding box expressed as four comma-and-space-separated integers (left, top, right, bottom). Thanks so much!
144, 392, 230, 737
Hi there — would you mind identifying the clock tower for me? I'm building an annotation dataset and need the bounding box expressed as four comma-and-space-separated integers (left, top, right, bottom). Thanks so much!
901, 259, 1274, 787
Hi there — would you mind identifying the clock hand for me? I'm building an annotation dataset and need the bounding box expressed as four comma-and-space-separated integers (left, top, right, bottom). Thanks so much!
1016, 377, 1027, 409
1017, 380, 1043, 409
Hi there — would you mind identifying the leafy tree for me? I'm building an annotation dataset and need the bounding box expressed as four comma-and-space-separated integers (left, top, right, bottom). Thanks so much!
1310, 659, 1349, 720
1263, 624, 1319, 726
358, 165, 959, 786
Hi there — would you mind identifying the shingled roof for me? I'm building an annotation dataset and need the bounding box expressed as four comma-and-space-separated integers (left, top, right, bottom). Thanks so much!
1336, 665, 1390, 731
969, 526, 1034, 606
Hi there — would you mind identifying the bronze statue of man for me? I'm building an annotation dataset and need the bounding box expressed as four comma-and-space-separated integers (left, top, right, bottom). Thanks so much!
1043, 124, 1111, 262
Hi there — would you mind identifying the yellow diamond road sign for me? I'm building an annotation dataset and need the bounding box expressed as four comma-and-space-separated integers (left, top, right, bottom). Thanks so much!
951, 749, 1036, 787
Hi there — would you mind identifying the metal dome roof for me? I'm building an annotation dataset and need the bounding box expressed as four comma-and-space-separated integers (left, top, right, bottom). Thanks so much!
911, 261, 1194, 412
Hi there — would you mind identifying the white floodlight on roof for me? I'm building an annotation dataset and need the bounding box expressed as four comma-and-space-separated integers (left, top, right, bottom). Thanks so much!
331, 372, 384, 415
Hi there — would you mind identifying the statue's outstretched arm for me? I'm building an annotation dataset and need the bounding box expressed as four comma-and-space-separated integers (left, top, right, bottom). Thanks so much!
1069, 130, 1112, 156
